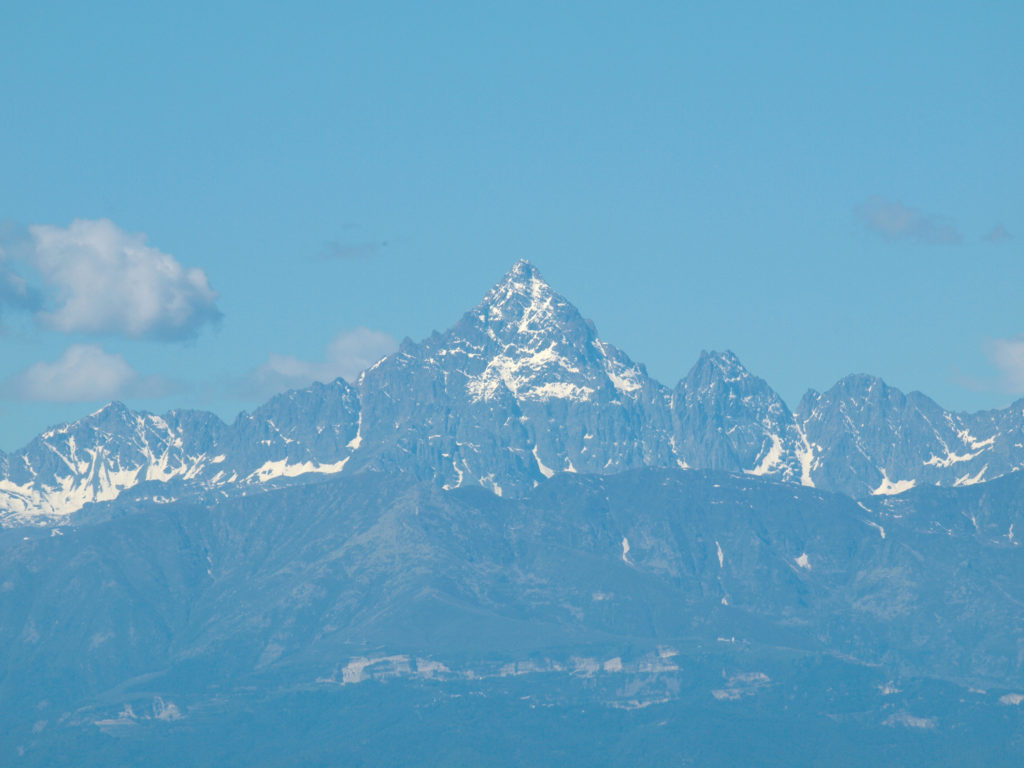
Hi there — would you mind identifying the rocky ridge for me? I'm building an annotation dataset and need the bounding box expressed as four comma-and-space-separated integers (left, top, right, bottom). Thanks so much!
2, 260, 1022, 524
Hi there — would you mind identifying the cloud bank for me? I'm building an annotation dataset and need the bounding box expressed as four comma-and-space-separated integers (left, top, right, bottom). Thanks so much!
250, 327, 397, 395
857, 196, 962, 245
29, 219, 222, 340
1, 345, 176, 403
987, 337, 1024, 395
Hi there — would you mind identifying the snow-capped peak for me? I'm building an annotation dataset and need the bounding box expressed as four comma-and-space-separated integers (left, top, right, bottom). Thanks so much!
466, 260, 583, 342
448, 262, 650, 404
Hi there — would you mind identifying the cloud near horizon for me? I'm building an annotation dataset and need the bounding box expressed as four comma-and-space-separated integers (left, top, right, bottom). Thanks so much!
249, 327, 398, 396
857, 196, 962, 245
28, 218, 222, 341
1, 344, 178, 403
986, 337, 1024, 395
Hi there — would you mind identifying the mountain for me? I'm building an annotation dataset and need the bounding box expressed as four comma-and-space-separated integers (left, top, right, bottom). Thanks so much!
2, 260, 1023, 525
799, 375, 1024, 497
346, 259, 675, 496
4, 260, 1024, 763
670, 349, 813, 483
4, 468, 1024, 764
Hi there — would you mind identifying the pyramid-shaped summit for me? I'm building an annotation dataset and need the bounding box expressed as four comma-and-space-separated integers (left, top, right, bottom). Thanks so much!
347, 259, 674, 496
439, 260, 651, 403
456, 259, 592, 349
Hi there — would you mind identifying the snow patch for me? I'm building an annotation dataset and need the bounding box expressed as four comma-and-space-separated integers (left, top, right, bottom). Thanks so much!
745, 433, 784, 477
606, 369, 641, 393
924, 449, 979, 468
872, 470, 916, 496
532, 445, 555, 479
863, 519, 886, 539
465, 343, 593, 403
954, 465, 988, 486
795, 427, 817, 487
957, 427, 997, 451
346, 412, 363, 449
249, 457, 349, 483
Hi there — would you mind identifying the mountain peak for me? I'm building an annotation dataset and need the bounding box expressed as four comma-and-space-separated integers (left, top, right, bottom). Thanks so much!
826, 373, 893, 402
433, 262, 652, 405
479, 259, 551, 310
464, 261, 583, 344
507, 258, 540, 280
686, 350, 751, 385
89, 400, 131, 418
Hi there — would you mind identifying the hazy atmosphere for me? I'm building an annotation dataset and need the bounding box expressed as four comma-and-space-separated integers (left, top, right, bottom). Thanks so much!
1, 1, 1021, 447
4, 5, 1024, 765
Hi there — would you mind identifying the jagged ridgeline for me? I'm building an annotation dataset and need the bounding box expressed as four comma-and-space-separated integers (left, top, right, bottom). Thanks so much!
2, 260, 1023, 524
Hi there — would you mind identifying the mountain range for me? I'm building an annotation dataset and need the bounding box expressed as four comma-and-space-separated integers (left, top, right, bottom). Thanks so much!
2, 260, 1021, 525
4, 261, 1024, 765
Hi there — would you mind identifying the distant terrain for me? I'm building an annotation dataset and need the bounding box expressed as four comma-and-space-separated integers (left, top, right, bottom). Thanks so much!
2, 263, 1022, 765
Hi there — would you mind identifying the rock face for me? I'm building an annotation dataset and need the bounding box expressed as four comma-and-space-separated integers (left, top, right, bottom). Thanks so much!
347, 260, 675, 496
798, 375, 1024, 497
670, 350, 813, 484
2, 260, 1023, 524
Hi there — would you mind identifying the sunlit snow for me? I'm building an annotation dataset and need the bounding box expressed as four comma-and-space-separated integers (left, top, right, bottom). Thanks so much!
872, 470, 916, 496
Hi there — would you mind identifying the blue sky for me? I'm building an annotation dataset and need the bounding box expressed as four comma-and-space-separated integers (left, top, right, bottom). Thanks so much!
0, 1, 1021, 450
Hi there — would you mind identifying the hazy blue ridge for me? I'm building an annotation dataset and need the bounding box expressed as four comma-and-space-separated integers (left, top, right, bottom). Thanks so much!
2, 468, 1024, 763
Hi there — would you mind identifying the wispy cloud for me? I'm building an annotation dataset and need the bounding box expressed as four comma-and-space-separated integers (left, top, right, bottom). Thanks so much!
983, 224, 1013, 243
27, 218, 222, 341
320, 239, 389, 260
986, 337, 1024, 395
857, 196, 962, 245
248, 327, 397, 396
1, 344, 177, 402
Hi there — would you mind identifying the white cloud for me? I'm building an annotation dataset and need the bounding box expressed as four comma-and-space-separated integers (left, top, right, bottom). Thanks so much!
29, 218, 221, 340
1, 344, 174, 403
857, 196, 962, 245
251, 327, 397, 395
987, 337, 1024, 394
